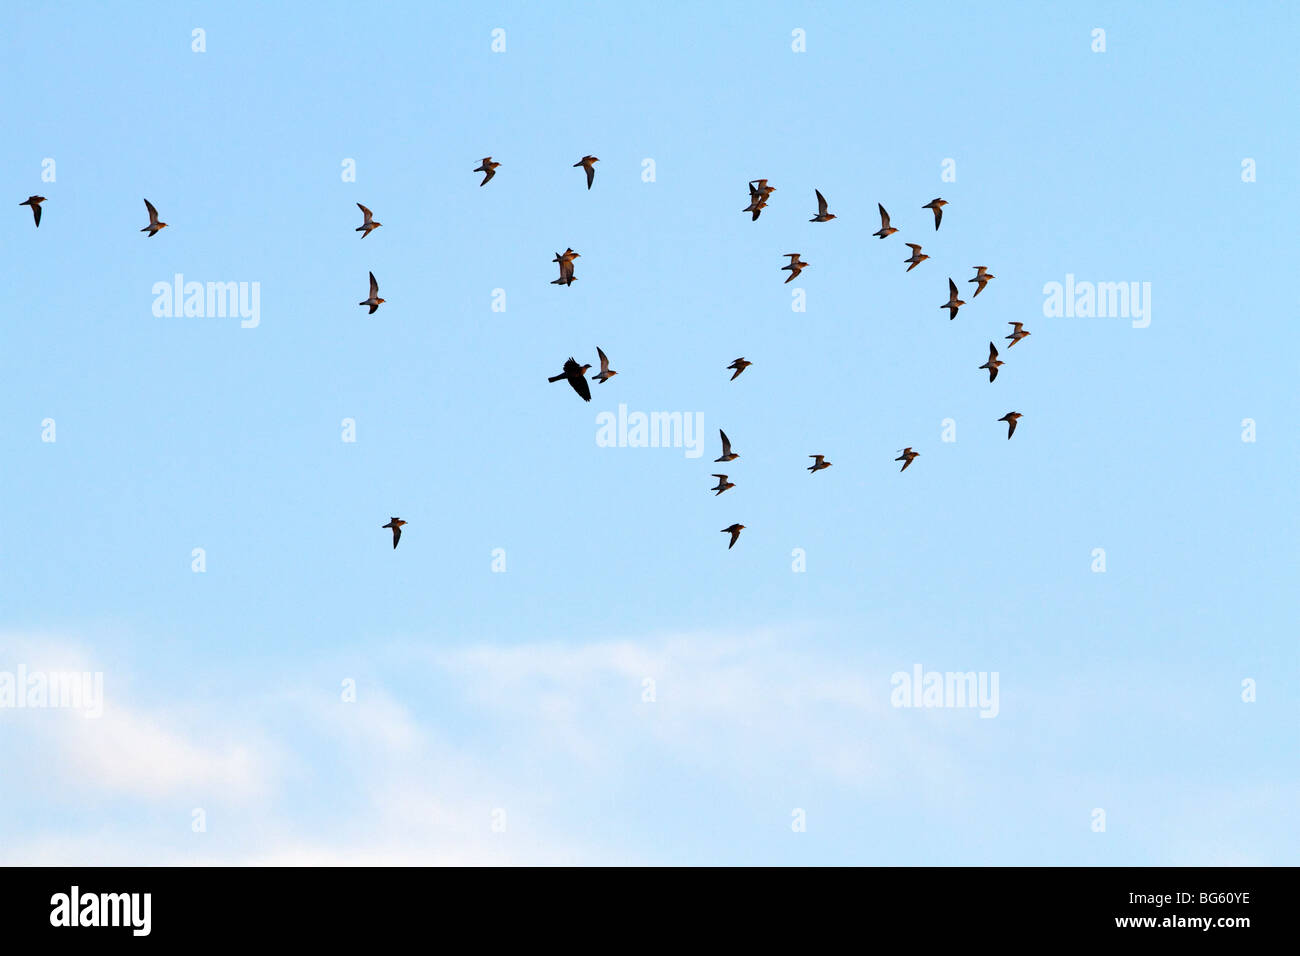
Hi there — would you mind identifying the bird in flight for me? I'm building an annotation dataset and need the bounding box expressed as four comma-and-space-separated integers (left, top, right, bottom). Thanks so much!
1006, 322, 1031, 347
359, 271, 385, 313
807, 454, 832, 474
809, 189, 836, 222
998, 412, 1023, 439
355, 203, 382, 238
727, 357, 752, 380
141, 199, 167, 237
474, 157, 500, 186
551, 248, 579, 286
979, 342, 1004, 381
574, 155, 599, 189
382, 517, 407, 549
710, 474, 735, 496
19, 195, 45, 227
744, 179, 775, 221
904, 243, 929, 272
941, 278, 966, 320
895, 447, 920, 472
721, 523, 745, 549
548, 357, 592, 401
873, 203, 897, 239
782, 253, 808, 283
593, 347, 617, 384
715, 429, 739, 462
923, 197, 948, 230
968, 266, 995, 297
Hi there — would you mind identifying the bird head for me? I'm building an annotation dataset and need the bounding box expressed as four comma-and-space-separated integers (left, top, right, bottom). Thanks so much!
579, 364, 592, 373
375, 297, 386, 305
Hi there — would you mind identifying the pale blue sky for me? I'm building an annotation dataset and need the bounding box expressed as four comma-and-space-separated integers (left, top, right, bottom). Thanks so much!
1, 1, 1296, 865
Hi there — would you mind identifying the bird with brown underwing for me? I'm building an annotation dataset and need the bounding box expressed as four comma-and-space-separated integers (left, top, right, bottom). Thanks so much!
809, 189, 836, 222
998, 412, 1023, 439
968, 266, 995, 297
574, 155, 599, 189
715, 429, 739, 462
355, 203, 381, 238
873, 203, 897, 238
1006, 322, 1031, 347
727, 357, 752, 380
721, 523, 745, 549
548, 357, 592, 401
979, 342, 1004, 381
904, 243, 929, 272
923, 197, 948, 230
19, 196, 45, 227
744, 179, 775, 220
141, 199, 167, 237
551, 248, 579, 286
782, 253, 807, 283
941, 278, 966, 320
474, 157, 500, 186
710, 475, 735, 496
359, 271, 385, 313
382, 517, 407, 549
593, 347, 617, 384
895, 447, 919, 472
807, 455, 832, 474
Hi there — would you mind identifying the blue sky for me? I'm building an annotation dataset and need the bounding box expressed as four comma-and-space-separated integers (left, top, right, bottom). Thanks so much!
1, 1, 1296, 864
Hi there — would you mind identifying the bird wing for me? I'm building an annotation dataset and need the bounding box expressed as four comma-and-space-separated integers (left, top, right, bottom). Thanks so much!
934, 205, 943, 229
357, 203, 373, 223
572, 374, 592, 402
906, 243, 922, 253
948, 278, 958, 298
878, 204, 890, 228
1007, 418, 1017, 438
144, 198, 159, 223
815, 189, 828, 215
719, 430, 732, 455
392, 525, 402, 548
597, 347, 609, 373
32, 204, 41, 227
584, 164, 595, 189
369, 272, 379, 297
989, 342, 999, 360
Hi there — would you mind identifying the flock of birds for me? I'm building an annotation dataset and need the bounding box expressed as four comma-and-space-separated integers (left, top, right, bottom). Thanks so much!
17, 155, 1034, 553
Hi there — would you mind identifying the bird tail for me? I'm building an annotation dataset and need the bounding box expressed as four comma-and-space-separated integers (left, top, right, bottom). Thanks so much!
547, 374, 565, 383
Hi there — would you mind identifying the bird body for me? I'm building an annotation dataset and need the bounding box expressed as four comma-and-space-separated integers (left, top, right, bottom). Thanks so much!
715, 429, 739, 462
1006, 322, 1030, 347
923, 197, 948, 230
141, 198, 167, 237
574, 155, 599, 189
873, 203, 897, 238
941, 278, 966, 319
593, 346, 617, 383
807, 455, 832, 474
549, 357, 592, 401
999, 412, 1023, 439
809, 189, 836, 222
382, 517, 407, 549
474, 157, 500, 186
895, 447, 919, 472
979, 342, 1004, 381
710, 474, 735, 495
551, 248, 579, 286
359, 271, 385, 313
721, 523, 745, 549
727, 357, 752, 380
969, 266, 995, 296
19, 195, 45, 227
782, 253, 808, 283
355, 203, 381, 238
904, 243, 929, 272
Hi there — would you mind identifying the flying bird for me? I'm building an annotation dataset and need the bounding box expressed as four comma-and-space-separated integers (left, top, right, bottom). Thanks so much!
979, 342, 1004, 382
998, 412, 1023, 439
941, 278, 966, 320
551, 248, 580, 286
574, 155, 599, 189
359, 271, 385, 313
923, 198, 948, 230
474, 157, 500, 186
721, 523, 745, 549
807, 455, 832, 474
873, 203, 897, 239
968, 266, 995, 297
710, 474, 735, 496
727, 357, 752, 380
782, 253, 808, 283
744, 179, 775, 220
593, 346, 617, 383
904, 243, 929, 272
1006, 322, 1031, 347
548, 357, 592, 401
382, 517, 407, 549
141, 199, 167, 237
809, 189, 836, 222
355, 203, 381, 238
895, 447, 920, 472
715, 429, 739, 462
19, 195, 45, 227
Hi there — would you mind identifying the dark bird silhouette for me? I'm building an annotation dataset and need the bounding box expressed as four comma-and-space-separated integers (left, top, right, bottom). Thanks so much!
359, 271, 385, 313
873, 203, 897, 238
382, 517, 407, 549
904, 243, 929, 272
574, 155, 599, 189
895, 447, 919, 472
548, 357, 592, 401
809, 189, 836, 222
979, 342, 1004, 382
710, 474, 735, 496
593, 346, 617, 383
727, 357, 752, 380
782, 253, 808, 283
923, 197, 948, 230
1006, 322, 1030, 347
141, 198, 167, 237
968, 266, 995, 297
999, 412, 1023, 439
721, 523, 745, 549
807, 454, 832, 474
941, 278, 966, 320
19, 195, 45, 227
551, 248, 579, 286
715, 429, 739, 462
355, 203, 381, 238
474, 157, 500, 186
